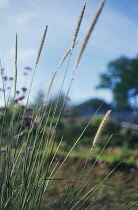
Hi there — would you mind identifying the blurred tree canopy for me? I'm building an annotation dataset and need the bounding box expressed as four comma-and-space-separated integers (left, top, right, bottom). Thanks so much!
96, 55, 138, 109
71, 98, 111, 116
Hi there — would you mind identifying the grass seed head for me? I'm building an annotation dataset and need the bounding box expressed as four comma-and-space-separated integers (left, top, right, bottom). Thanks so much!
74, 0, 106, 70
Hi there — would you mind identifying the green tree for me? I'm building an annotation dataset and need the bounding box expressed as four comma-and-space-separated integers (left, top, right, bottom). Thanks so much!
96, 55, 138, 109
71, 98, 111, 116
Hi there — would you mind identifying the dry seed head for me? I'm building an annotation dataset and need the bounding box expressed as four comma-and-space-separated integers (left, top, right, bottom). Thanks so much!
91, 110, 111, 150
74, 0, 106, 70
14, 33, 18, 99
71, 2, 86, 50
44, 69, 57, 104
58, 40, 78, 68
35, 25, 48, 68
58, 2, 86, 69
58, 48, 71, 68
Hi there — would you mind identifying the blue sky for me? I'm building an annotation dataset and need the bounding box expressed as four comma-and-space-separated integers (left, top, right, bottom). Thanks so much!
0, 0, 138, 105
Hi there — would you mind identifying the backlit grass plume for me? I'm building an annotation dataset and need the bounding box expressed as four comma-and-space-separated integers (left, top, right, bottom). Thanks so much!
35, 25, 48, 68
91, 110, 111, 150
58, 2, 86, 68
71, 2, 86, 50
74, 0, 106, 69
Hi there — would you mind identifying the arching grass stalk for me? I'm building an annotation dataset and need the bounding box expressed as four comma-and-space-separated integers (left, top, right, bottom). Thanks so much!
68, 134, 113, 209
12, 26, 48, 160
43, 1, 87, 140
21, 46, 76, 203
15, 34, 80, 209
25, 10, 82, 162
21, 3, 87, 171
74, 162, 121, 210
0, 26, 49, 210
122, 199, 138, 210
43, 104, 103, 192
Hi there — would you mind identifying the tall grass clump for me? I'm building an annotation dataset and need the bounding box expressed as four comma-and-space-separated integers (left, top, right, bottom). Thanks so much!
0, 0, 138, 209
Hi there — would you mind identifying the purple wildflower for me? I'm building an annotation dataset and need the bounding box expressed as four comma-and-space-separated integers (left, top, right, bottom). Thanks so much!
0, 107, 6, 111
98, 159, 104, 164
56, 161, 62, 165
34, 169, 39, 173
88, 158, 94, 162
40, 94, 44, 98
3, 76, 7, 81
56, 197, 62, 202
55, 156, 59, 161
64, 107, 69, 112
62, 163, 68, 168
9, 77, 14, 80
66, 117, 72, 121
1, 148, 6, 152
79, 159, 87, 166
66, 96, 71, 101
63, 179, 72, 184
18, 96, 25, 100
21, 87, 27, 92
1, 160, 6, 165
16, 90, 20, 94
24, 66, 32, 71
28, 147, 33, 151
69, 183, 74, 188
63, 179, 75, 188
130, 168, 136, 173
28, 115, 33, 119
52, 126, 56, 130
47, 126, 56, 130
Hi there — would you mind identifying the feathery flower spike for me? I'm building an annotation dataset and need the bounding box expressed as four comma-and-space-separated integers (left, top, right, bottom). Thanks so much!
75, 0, 106, 69
35, 25, 48, 68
